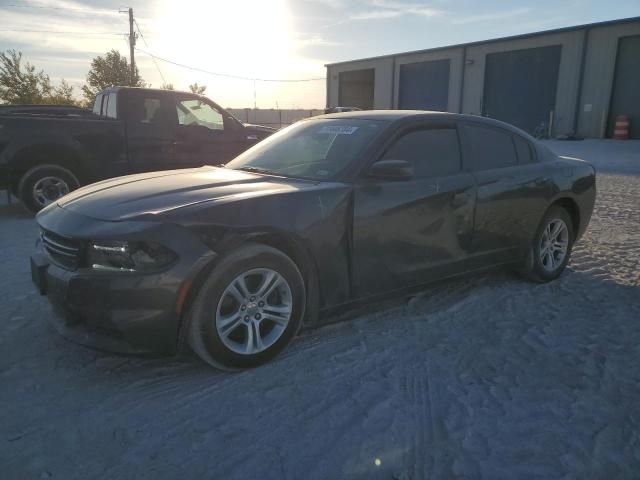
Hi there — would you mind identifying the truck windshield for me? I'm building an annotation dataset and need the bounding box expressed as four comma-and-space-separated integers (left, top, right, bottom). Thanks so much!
225, 119, 387, 180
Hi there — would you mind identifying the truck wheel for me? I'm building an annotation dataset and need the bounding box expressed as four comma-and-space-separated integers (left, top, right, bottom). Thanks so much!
17, 164, 80, 213
187, 243, 306, 370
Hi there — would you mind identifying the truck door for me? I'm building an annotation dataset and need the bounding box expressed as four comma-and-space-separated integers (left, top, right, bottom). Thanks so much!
123, 90, 176, 173
171, 95, 253, 168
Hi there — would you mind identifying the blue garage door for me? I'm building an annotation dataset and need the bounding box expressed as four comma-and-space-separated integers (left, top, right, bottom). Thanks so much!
483, 46, 561, 135
398, 59, 450, 111
608, 35, 640, 139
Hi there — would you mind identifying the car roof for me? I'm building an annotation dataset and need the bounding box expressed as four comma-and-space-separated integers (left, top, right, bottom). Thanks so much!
312, 110, 537, 141
316, 110, 445, 121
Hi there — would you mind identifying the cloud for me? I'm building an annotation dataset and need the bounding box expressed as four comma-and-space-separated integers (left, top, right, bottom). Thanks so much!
304, 0, 344, 8
451, 7, 532, 25
350, 9, 403, 20
350, 0, 440, 21
295, 35, 341, 47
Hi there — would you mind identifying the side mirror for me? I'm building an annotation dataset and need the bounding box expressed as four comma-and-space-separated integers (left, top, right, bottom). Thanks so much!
367, 160, 413, 180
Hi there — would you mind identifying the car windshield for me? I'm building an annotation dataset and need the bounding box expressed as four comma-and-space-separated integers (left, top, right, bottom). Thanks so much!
225, 118, 387, 180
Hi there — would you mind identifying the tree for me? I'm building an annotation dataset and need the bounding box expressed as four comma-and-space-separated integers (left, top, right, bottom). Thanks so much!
82, 49, 144, 103
0, 49, 79, 106
0, 49, 52, 104
48, 79, 77, 105
189, 82, 206, 95
161, 83, 174, 90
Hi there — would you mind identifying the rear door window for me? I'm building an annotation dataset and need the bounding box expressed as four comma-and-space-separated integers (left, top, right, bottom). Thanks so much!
127, 95, 176, 126
381, 127, 461, 178
459, 123, 517, 171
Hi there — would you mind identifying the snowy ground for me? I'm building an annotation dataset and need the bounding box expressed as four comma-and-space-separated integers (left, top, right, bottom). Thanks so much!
1, 140, 639, 479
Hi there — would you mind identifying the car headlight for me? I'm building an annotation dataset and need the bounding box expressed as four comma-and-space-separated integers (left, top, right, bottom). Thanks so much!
88, 240, 177, 272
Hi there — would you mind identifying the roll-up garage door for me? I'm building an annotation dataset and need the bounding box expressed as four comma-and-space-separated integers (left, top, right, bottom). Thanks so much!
398, 59, 450, 111
338, 69, 375, 110
482, 45, 561, 135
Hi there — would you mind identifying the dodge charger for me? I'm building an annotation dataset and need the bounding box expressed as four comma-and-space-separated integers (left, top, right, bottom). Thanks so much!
30, 111, 596, 369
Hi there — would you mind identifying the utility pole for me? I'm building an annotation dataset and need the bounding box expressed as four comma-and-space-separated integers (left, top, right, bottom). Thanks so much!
128, 8, 136, 86
253, 79, 257, 109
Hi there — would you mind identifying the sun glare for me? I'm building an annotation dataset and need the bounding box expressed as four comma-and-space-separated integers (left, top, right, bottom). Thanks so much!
151, 1, 325, 108
156, 1, 292, 80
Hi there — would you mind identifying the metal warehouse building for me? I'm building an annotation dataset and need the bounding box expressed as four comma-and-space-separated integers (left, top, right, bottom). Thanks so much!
325, 16, 640, 138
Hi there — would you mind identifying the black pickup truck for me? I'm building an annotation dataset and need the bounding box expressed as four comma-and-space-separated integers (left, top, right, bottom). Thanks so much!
0, 87, 275, 212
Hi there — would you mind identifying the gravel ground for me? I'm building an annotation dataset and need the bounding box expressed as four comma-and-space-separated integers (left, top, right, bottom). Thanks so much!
1, 140, 639, 479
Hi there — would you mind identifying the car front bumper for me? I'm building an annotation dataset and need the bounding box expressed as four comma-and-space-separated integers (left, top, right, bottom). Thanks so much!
31, 206, 215, 356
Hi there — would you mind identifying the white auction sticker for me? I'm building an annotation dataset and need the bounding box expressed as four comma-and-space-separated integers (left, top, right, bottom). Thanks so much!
318, 125, 359, 135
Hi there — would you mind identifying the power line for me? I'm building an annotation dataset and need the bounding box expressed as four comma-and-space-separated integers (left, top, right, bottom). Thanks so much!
133, 18, 166, 85
1, 2, 118, 14
135, 48, 326, 83
0, 28, 124, 37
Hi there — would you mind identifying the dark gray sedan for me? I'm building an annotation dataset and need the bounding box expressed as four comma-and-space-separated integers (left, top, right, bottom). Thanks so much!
31, 111, 596, 369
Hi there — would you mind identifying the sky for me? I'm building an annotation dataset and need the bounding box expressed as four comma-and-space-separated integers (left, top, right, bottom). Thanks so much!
0, 0, 638, 108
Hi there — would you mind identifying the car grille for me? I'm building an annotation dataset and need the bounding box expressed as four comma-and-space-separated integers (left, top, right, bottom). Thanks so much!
41, 229, 83, 270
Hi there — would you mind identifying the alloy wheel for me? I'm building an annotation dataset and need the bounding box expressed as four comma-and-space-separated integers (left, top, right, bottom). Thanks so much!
539, 218, 569, 272
215, 268, 293, 355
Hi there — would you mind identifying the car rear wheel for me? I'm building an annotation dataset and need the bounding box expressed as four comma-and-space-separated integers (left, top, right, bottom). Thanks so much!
187, 243, 306, 370
18, 164, 80, 213
519, 206, 574, 282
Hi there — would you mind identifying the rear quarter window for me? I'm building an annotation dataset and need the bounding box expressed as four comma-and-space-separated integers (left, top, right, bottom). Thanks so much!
513, 135, 535, 164
106, 93, 118, 119
92, 94, 103, 115
459, 122, 518, 171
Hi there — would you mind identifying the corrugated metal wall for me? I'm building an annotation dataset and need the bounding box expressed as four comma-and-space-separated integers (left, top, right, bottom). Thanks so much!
607, 35, 640, 138
577, 21, 640, 137
461, 30, 582, 136
326, 18, 640, 138
326, 58, 394, 110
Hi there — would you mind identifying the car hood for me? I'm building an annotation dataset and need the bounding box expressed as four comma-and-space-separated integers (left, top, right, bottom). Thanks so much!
244, 123, 277, 133
55, 167, 316, 221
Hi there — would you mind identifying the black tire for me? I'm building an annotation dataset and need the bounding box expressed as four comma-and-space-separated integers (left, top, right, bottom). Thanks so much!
17, 164, 80, 213
518, 206, 575, 283
187, 243, 306, 370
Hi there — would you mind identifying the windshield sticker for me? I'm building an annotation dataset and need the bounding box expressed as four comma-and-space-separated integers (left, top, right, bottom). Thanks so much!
318, 125, 359, 135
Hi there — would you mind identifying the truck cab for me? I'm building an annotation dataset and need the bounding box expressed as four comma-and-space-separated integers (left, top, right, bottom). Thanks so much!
94, 87, 274, 173
0, 87, 275, 212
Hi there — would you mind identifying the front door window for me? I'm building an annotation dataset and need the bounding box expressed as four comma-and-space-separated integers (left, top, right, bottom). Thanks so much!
177, 99, 224, 131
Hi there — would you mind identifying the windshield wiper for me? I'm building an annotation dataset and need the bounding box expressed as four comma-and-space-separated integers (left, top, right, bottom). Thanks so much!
237, 166, 277, 175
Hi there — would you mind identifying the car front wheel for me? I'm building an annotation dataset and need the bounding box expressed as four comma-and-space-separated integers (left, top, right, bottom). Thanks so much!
519, 206, 574, 282
187, 243, 305, 370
